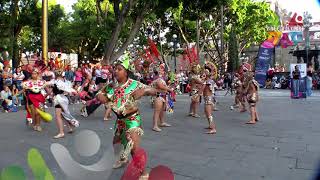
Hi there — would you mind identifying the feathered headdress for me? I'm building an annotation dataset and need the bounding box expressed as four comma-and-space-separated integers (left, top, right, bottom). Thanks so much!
114, 52, 134, 72
190, 62, 202, 75
205, 61, 218, 80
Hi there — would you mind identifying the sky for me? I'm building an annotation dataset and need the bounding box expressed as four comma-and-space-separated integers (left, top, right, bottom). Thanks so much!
56, 0, 320, 21
268, 0, 320, 21
56, 0, 77, 13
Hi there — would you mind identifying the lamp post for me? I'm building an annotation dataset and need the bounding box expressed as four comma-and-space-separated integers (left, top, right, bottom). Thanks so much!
303, 12, 312, 65
171, 34, 180, 73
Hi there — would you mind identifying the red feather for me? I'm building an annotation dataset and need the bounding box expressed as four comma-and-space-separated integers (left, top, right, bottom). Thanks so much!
148, 38, 160, 59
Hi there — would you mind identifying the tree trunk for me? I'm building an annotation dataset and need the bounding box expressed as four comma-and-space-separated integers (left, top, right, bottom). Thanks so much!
102, 0, 137, 65
102, 18, 124, 65
11, 0, 21, 69
111, 14, 144, 61
196, 17, 200, 61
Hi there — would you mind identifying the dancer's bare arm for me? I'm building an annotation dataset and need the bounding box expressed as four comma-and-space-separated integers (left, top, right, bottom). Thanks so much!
96, 90, 109, 104
156, 81, 173, 92
132, 87, 158, 100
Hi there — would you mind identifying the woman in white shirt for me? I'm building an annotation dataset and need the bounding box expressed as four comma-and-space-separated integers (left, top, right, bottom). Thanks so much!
13, 67, 25, 90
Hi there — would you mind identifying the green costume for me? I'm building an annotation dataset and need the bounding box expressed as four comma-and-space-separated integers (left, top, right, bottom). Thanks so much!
105, 78, 146, 149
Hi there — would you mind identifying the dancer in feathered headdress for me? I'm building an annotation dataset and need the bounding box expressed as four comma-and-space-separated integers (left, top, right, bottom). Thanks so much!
243, 71, 260, 124
95, 52, 168, 179
150, 62, 173, 132
188, 62, 203, 118
202, 61, 218, 134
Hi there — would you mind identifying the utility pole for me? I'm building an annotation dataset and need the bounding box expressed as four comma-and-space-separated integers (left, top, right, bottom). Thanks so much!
42, 0, 48, 65
220, 5, 224, 73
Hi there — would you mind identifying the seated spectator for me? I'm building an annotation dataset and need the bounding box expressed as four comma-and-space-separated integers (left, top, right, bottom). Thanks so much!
265, 78, 272, 89
274, 80, 281, 89
12, 84, 22, 106
0, 85, 12, 112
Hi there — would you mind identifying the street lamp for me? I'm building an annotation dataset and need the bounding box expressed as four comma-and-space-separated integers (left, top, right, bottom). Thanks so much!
172, 34, 178, 73
303, 12, 312, 64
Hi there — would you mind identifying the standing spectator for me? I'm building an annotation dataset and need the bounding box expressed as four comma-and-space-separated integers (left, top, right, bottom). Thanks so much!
55, 54, 62, 69
306, 64, 313, 96
292, 65, 301, 98
48, 58, 55, 69
22, 64, 32, 81
2, 66, 12, 86
74, 68, 83, 85
42, 67, 55, 82
95, 65, 102, 85
88, 80, 98, 97
224, 73, 231, 90
100, 65, 109, 85
83, 64, 92, 80
13, 67, 25, 90
64, 66, 75, 82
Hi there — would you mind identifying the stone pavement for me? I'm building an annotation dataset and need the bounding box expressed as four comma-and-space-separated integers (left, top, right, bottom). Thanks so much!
1, 89, 320, 180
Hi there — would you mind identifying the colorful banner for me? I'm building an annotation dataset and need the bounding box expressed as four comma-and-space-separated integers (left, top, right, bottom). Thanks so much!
261, 31, 282, 48
255, 47, 274, 87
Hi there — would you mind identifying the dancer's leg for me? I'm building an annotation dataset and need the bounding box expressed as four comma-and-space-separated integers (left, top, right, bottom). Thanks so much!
112, 135, 127, 169
204, 102, 216, 134
104, 106, 112, 121
246, 104, 256, 124
54, 108, 64, 138
152, 98, 162, 132
193, 97, 200, 117
128, 131, 148, 178
159, 102, 171, 127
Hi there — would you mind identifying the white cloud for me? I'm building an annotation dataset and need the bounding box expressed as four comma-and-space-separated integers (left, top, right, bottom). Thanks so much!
56, 0, 77, 13
277, 0, 320, 21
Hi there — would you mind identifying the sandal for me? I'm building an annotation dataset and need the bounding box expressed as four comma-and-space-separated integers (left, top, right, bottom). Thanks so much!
192, 114, 200, 118
54, 133, 65, 139
68, 128, 73, 134
152, 127, 162, 132
34, 126, 42, 132
139, 173, 149, 180
104, 117, 110, 121
160, 123, 171, 127
246, 121, 256, 124
112, 159, 128, 169
205, 129, 217, 134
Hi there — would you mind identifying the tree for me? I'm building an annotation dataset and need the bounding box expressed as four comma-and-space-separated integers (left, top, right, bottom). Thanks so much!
227, 0, 280, 54
96, 0, 179, 64
0, 0, 39, 66
227, 28, 239, 72
0, 0, 66, 66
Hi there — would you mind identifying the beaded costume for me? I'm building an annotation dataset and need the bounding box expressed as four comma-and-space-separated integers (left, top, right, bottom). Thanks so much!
203, 79, 215, 105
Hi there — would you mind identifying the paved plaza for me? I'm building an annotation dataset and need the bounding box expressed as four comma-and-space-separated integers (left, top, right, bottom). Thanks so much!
1, 89, 320, 180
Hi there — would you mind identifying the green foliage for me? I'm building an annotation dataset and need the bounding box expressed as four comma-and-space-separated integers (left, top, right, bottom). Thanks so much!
228, 28, 239, 72
227, 0, 280, 50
